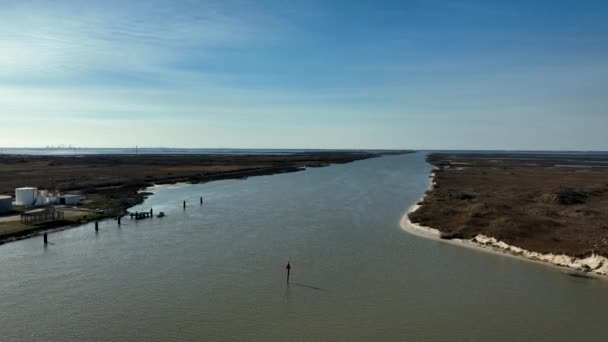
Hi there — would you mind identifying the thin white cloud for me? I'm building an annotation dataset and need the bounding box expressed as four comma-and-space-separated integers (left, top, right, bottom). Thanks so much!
0, 0, 276, 79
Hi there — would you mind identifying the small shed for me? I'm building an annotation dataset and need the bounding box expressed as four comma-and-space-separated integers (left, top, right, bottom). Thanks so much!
0, 195, 12, 214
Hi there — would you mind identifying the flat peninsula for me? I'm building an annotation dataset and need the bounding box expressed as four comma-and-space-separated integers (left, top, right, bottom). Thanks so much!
0, 151, 411, 243
409, 152, 608, 274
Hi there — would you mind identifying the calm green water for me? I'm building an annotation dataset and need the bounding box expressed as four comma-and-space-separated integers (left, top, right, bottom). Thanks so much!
1, 152, 607, 341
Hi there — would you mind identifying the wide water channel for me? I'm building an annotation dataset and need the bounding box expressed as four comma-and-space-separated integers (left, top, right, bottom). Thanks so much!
1, 152, 607, 341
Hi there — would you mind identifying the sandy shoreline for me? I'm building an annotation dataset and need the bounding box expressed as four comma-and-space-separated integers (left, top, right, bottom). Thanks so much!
400, 170, 608, 279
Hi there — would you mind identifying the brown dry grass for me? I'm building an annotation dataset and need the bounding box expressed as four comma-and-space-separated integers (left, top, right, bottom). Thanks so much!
0, 152, 387, 215
409, 153, 608, 257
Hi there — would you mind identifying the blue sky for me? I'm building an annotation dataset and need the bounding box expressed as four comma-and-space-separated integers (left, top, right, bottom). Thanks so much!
1, 0, 607, 150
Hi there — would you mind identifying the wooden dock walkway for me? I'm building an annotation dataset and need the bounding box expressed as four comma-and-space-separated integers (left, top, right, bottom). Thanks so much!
130, 211, 153, 220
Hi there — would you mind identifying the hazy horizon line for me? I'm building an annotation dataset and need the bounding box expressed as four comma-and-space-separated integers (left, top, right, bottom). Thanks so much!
1, 147, 608, 153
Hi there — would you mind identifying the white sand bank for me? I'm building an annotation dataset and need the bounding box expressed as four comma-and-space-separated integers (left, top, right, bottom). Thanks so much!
140, 182, 191, 192
400, 170, 608, 278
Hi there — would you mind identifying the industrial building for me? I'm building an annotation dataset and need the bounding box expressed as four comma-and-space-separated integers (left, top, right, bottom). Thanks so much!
0, 195, 12, 215
35, 190, 58, 206
13, 187, 81, 208
59, 194, 80, 205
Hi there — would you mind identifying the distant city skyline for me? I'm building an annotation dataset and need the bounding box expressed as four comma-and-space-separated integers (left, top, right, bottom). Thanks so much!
1, 0, 607, 150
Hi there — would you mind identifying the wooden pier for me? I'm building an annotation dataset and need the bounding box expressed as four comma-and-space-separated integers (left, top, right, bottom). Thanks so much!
130, 211, 153, 220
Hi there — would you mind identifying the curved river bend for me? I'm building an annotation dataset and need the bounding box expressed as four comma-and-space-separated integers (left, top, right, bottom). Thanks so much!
1, 153, 607, 341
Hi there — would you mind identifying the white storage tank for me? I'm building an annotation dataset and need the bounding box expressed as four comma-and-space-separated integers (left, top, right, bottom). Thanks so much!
35, 196, 48, 206
15, 187, 37, 206
0, 195, 12, 214
45, 196, 59, 205
60, 194, 80, 205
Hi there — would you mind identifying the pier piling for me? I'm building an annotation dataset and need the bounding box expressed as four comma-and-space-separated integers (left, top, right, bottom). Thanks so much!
43, 233, 48, 245
95, 221, 99, 231
183, 200, 186, 209
200, 197, 203, 205
118, 217, 121, 226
